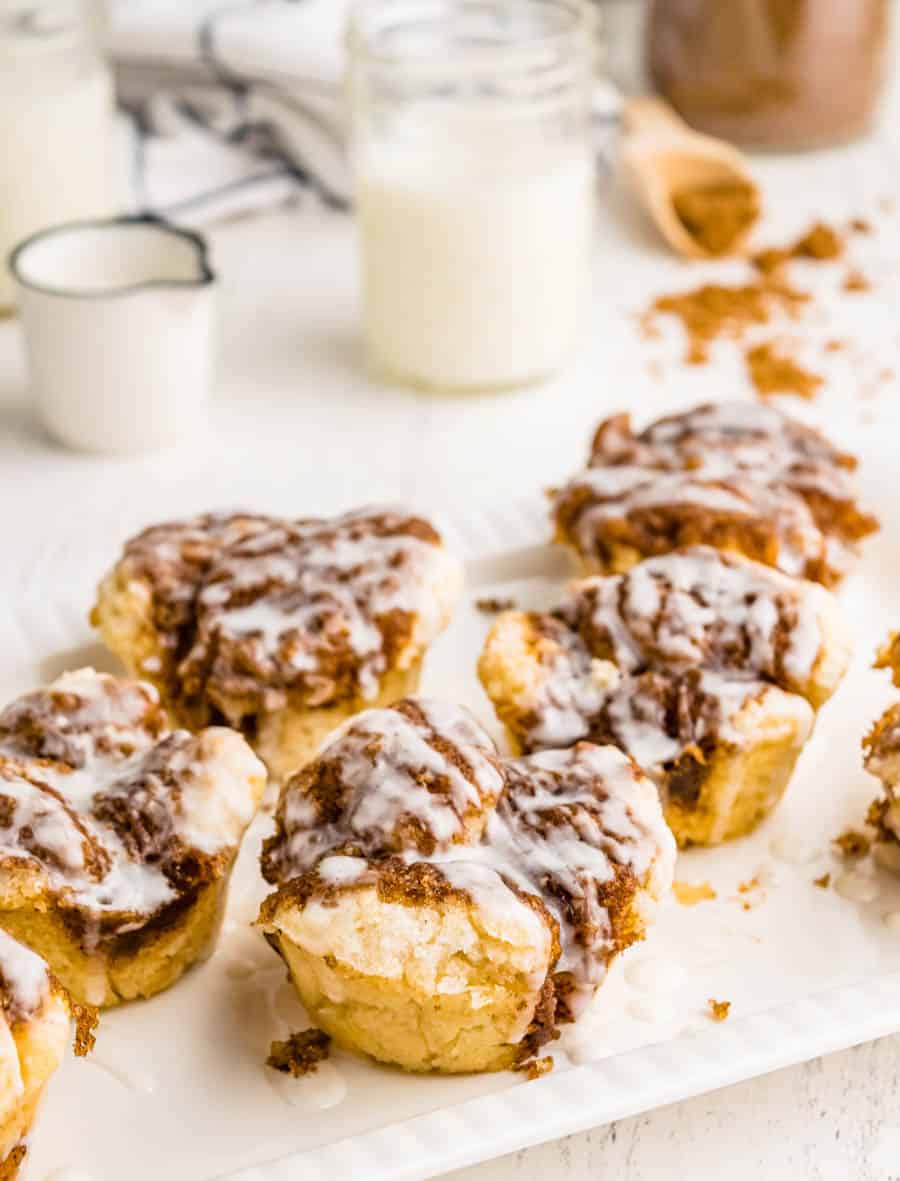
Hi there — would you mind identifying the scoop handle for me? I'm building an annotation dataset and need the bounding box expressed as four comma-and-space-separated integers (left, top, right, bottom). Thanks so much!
623, 96, 689, 137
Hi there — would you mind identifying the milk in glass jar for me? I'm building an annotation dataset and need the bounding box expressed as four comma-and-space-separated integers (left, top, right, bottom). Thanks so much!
0, 0, 116, 310
348, 0, 596, 392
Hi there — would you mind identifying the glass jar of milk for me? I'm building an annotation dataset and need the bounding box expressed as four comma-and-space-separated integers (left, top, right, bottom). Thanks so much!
0, 0, 116, 311
348, 0, 595, 392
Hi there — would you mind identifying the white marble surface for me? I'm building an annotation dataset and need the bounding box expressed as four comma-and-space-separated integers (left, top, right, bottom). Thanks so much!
4, 44, 900, 1181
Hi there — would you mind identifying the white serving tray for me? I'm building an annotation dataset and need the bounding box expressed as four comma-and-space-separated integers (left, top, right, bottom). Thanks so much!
8, 465, 900, 1181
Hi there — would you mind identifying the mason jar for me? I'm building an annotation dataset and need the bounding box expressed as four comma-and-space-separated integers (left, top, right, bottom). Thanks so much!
0, 0, 116, 311
647, 0, 890, 151
348, 0, 596, 392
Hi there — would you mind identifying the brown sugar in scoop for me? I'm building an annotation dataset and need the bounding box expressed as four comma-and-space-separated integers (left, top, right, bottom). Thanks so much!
673, 179, 761, 257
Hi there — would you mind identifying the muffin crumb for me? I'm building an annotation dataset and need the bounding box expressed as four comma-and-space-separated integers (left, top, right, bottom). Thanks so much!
833, 829, 871, 860
515, 1054, 554, 1081
813, 872, 831, 890
72, 1001, 99, 1057
267, 1029, 331, 1077
475, 596, 518, 615
708, 998, 731, 1022
673, 880, 717, 906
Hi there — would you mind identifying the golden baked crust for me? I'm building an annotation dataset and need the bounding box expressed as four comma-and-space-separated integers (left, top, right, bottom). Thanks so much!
259, 698, 675, 1074
0, 669, 265, 1006
552, 402, 878, 587
92, 508, 461, 780
478, 547, 849, 846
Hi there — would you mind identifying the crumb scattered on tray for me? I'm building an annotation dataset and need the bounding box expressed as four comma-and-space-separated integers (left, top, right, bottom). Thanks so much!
850, 217, 873, 234
843, 269, 872, 293
750, 221, 845, 276
745, 342, 823, 401
813, 872, 832, 890
648, 279, 809, 365
673, 880, 717, 906
707, 999, 731, 1022
833, 829, 872, 860
0, 1145, 25, 1181
475, 596, 518, 615
71, 1001, 99, 1057
515, 1055, 554, 1080
824, 338, 845, 353
735, 873, 766, 910
267, 1029, 331, 1077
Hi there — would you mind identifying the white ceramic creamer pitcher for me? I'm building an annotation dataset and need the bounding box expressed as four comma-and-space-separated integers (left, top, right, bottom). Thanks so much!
10, 215, 215, 454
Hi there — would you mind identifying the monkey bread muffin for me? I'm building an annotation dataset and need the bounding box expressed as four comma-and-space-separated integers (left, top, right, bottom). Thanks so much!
92, 507, 462, 781
0, 669, 265, 1007
552, 401, 877, 588
259, 698, 675, 1074
479, 547, 851, 846
0, 929, 94, 1174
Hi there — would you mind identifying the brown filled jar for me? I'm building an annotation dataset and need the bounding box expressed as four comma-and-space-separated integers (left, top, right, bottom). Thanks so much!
647, 0, 890, 150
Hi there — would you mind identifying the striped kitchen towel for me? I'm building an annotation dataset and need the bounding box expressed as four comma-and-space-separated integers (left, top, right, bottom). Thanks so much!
111, 0, 353, 220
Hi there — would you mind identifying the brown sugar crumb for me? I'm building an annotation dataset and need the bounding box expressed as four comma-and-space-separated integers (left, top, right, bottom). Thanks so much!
813, 872, 831, 890
514, 1054, 554, 1081
850, 218, 873, 235
650, 279, 808, 365
0, 1145, 25, 1181
751, 221, 846, 276
833, 829, 871, 860
745, 342, 824, 401
824, 339, 845, 353
71, 1001, 98, 1057
475, 596, 518, 615
673, 879, 717, 906
793, 222, 845, 262
843, 269, 872, 293
707, 998, 731, 1022
672, 179, 761, 257
267, 1029, 331, 1077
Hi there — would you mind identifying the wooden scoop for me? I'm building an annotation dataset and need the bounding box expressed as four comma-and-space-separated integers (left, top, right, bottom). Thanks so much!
622, 96, 761, 260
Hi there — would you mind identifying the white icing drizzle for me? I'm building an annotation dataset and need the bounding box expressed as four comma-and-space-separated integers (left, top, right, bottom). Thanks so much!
554, 401, 874, 585
572, 547, 823, 686
0, 928, 51, 1021
265, 700, 676, 1028
275, 700, 504, 870
500, 547, 825, 772
0, 669, 264, 945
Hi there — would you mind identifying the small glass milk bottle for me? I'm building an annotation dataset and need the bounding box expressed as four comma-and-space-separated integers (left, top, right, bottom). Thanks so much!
348, 0, 596, 393
0, 0, 116, 311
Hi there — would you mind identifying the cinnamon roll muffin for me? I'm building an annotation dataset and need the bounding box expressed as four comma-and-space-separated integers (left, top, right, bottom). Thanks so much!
0, 930, 91, 1173
479, 547, 851, 846
0, 669, 265, 1007
864, 636, 900, 872
552, 401, 878, 587
259, 698, 675, 1074
92, 508, 462, 781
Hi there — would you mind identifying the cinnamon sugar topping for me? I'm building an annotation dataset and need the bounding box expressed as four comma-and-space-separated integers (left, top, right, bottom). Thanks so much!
104, 508, 457, 726
553, 402, 877, 587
